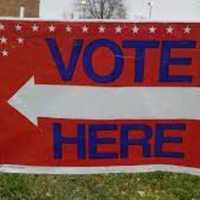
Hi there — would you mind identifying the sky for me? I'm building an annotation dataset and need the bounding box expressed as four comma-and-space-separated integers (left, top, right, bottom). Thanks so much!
40, 0, 200, 21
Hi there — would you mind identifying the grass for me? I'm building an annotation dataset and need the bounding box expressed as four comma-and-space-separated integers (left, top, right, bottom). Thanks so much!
0, 173, 200, 200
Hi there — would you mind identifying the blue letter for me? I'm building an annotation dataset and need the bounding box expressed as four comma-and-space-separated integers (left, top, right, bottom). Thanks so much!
89, 124, 118, 159
84, 39, 123, 83
46, 38, 83, 81
53, 123, 86, 160
123, 40, 160, 82
155, 123, 185, 158
160, 40, 196, 82
120, 124, 153, 158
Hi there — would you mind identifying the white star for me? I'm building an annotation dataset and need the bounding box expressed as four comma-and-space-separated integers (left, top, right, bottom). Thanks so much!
65, 25, 72, 32
98, 25, 106, 33
2, 50, 8, 56
49, 25, 56, 32
15, 24, 22, 31
82, 25, 89, 33
32, 24, 39, 32
184, 26, 191, 34
17, 37, 24, 44
0, 23, 5, 31
132, 25, 139, 34
0, 36, 7, 44
149, 26, 157, 33
166, 26, 174, 34
115, 25, 122, 33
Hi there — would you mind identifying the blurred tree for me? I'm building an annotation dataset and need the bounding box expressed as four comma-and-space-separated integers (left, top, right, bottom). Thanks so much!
75, 0, 126, 19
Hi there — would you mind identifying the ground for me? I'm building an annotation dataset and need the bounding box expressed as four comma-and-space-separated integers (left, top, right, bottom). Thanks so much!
0, 172, 200, 200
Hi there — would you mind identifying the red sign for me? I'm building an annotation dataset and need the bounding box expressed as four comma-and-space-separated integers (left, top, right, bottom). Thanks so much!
0, 19, 200, 175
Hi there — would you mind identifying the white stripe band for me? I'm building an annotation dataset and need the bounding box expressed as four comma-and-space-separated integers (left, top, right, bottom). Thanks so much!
0, 165, 199, 176
0, 17, 199, 23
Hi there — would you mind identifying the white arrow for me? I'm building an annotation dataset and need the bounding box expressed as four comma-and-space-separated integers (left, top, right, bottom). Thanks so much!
8, 76, 200, 126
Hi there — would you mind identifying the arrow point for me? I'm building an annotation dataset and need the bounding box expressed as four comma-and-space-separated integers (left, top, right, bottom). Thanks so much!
8, 76, 38, 126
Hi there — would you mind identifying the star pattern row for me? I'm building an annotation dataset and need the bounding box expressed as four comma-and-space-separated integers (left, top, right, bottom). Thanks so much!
0, 23, 196, 57
0, 23, 193, 34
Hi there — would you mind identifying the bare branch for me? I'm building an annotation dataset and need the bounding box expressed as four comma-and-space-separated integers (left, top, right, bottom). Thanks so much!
74, 0, 126, 19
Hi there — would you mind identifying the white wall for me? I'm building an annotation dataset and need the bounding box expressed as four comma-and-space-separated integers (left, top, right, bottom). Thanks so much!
126, 0, 200, 21
40, 0, 200, 20
40, 0, 74, 19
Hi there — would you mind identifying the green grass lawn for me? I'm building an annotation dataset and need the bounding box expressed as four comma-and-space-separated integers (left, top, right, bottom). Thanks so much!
0, 173, 200, 200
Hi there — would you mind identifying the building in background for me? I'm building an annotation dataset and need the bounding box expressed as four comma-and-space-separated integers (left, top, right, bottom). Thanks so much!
0, 0, 40, 18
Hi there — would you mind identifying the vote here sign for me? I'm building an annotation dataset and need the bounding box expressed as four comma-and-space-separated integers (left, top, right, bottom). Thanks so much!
0, 20, 200, 175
